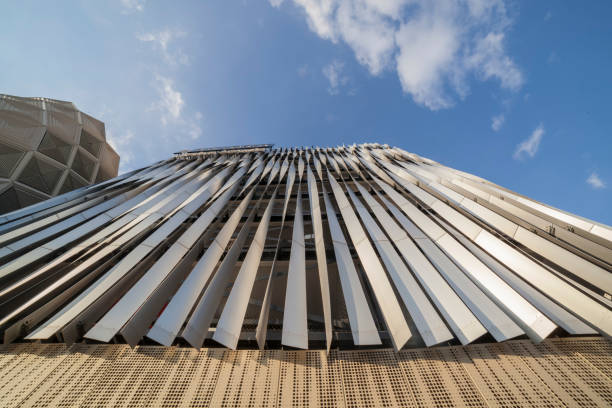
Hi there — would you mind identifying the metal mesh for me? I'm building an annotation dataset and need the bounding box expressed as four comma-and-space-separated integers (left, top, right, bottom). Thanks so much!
1, 337, 611, 407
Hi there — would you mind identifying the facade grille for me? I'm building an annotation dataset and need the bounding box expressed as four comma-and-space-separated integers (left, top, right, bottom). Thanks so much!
0, 143, 610, 352
0, 338, 610, 407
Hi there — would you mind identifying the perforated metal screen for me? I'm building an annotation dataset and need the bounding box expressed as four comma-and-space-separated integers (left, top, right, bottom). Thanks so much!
1, 337, 610, 407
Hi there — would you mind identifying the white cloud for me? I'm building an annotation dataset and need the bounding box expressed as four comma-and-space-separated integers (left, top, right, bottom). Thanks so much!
269, 0, 285, 6
491, 114, 504, 131
274, 0, 523, 110
120, 0, 145, 13
466, 32, 523, 91
137, 29, 189, 66
586, 172, 606, 189
151, 74, 184, 125
514, 123, 544, 159
323, 60, 349, 95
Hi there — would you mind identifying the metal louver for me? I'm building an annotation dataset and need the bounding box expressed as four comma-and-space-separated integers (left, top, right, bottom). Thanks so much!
0, 143, 610, 351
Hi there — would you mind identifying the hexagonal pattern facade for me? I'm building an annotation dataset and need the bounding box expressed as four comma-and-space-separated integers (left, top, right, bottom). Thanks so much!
0, 94, 119, 214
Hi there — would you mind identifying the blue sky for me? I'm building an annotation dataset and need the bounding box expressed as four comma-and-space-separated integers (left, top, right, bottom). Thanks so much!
1, 1, 610, 224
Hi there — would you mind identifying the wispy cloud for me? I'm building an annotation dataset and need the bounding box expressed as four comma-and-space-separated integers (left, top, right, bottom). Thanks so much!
273, 0, 523, 110
491, 114, 505, 131
322, 60, 349, 95
137, 29, 189, 66
586, 172, 606, 189
107, 129, 135, 173
120, 0, 145, 14
514, 123, 544, 159
150, 74, 184, 125
269, 0, 284, 7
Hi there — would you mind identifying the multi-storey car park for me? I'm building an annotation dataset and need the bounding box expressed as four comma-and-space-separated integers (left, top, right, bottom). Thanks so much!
0, 143, 610, 407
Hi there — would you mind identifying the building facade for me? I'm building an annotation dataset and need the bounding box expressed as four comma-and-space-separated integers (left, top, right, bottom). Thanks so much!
0, 143, 610, 406
0, 94, 119, 214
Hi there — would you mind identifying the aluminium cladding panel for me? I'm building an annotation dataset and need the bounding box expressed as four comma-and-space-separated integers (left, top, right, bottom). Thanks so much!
24, 166, 220, 339
436, 216, 597, 336
346, 185, 456, 346
408, 166, 612, 294
3, 214, 149, 333
351, 182, 484, 345
24, 213, 172, 340
325, 169, 412, 351
255, 163, 295, 349
322, 187, 381, 346
0, 160, 194, 274
371, 176, 527, 343
397, 171, 612, 335
281, 185, 308, 350
181, 201, 260, 349
379, 167, 558, 342
84, 166, 234, 342
306, 166, 333, 351
213, 188, 278, 350
373, 188, 524, 342
147, 188, 255, 346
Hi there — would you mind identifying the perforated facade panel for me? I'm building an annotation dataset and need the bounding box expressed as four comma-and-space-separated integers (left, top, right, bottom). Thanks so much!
0, 338, 610, 407
0, 94, 119, 214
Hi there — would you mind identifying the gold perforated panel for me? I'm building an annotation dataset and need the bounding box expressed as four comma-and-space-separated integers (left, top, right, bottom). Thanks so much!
338, 349, 415, 407
277, 350, 344, 408
1, 338, 610, 407
398, 347, 487, 407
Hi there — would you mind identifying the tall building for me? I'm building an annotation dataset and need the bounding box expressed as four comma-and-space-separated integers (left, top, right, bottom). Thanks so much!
0, 94, 119, 214
0, 143, 610, 406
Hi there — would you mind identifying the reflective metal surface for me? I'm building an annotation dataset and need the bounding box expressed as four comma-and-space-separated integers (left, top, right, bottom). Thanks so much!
0, 143, 610, 351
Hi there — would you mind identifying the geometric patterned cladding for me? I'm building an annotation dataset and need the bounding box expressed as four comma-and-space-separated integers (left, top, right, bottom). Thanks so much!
0, 143, 610, 353
0, 93, 119, 214
0, 337, 610, 407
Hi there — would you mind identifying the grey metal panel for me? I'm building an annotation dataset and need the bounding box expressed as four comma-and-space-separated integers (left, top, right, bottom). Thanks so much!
372, 172, 557, 342
24, 166, 221, 338
375, 185, 524, 342
351, 183, 483, 345
306, 166, 332, 351
0, 161, 202, 274
474, 230, 612, 336
181, 202, 259, 349
255, 163, 295, 349
347, 185, 457, 346
24, 217, 160, 339
325, 168, 412, 351
436, 216, 598, 336
84, 166, 234, 342
403, 165, 612, 293
281, 185, 308, 349
213, 188, 277, 349
322, 186, 380, 346
147, 188, 255, 346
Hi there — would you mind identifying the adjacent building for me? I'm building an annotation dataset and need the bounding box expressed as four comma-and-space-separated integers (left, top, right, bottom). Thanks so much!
0, 143, 610, 406
0, 94, 119, 214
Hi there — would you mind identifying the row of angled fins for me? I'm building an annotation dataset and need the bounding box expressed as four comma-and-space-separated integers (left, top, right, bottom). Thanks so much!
0, 143, 610, 351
